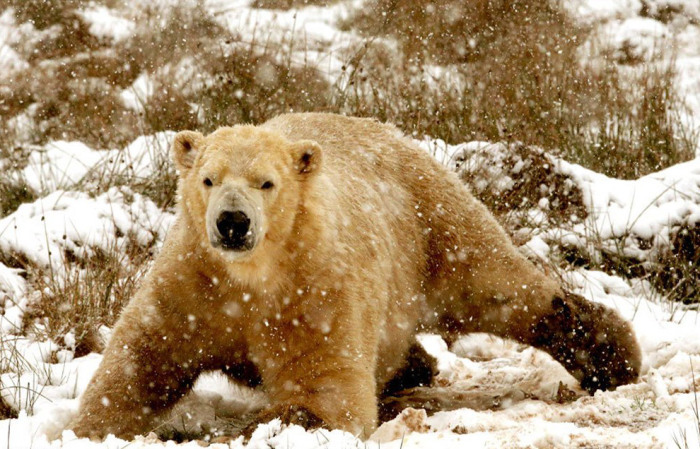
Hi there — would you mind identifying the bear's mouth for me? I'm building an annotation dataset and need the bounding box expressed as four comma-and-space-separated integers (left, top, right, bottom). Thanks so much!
214, 235, 255, 252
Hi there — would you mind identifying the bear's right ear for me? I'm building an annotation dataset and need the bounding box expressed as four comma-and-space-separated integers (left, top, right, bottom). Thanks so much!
172, 130, 204, 173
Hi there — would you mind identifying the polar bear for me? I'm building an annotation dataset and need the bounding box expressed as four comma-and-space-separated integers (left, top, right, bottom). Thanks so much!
69, 113, 641, 440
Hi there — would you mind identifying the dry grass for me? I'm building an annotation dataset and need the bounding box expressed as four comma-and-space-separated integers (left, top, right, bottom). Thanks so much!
556, 220, 699, 304
345, 0, 571, 65
193, 48, 331, 131
0, 136, 34, 218
340, 0, 696, 179
250, 0, 339, 9
0, 177, 34, 218
22, 237, 153, 356
2, 0, 83, 30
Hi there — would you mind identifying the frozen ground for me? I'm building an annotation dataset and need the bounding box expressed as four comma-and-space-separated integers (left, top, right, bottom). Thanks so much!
1, 0, 700, 448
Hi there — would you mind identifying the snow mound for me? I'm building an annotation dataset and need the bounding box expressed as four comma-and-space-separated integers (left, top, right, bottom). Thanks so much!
78, 6, 136, 43
22, 133, 175, 195
0, 188, 173, 270
556, 157, 699, 260
423, 138, 699, 275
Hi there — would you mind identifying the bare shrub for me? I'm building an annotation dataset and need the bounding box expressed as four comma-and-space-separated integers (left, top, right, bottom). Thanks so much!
0, 394, 17, 419
113, 4, 225, 75
453, 143, 586, 231
194, 47, 331, 130
0, 134, 35, 218
649, 224, 698, 303
0, 177, 35, 219
2, 0, 82, 30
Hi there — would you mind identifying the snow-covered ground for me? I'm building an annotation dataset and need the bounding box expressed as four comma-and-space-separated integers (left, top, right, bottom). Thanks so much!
1, 0, 699, 448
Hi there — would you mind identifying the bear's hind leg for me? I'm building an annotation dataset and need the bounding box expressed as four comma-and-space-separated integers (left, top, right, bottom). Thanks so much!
424, 198, 641, 394
431, 249, 642, 394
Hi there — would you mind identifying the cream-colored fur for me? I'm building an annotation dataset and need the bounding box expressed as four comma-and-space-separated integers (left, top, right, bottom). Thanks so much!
69, 113, 641, 440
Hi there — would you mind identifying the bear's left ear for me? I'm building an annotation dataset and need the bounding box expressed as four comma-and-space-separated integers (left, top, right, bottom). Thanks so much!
172, 130, 204, 173
290, 140, 322, 176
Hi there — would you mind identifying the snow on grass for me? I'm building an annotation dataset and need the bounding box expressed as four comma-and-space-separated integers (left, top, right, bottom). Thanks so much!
23, 142, 106, 194
205, 0, 366, 83
562, 0, 643, 22
423, 137, 699, 269
597, 16, 670, 62
120, 73, 156, 112
0, 10, 29, 76
78, 6, 136, 44
565, 0, 700, 156
554, 156, 700, 262
0, 188, 173, 270
22, 133, 175, 195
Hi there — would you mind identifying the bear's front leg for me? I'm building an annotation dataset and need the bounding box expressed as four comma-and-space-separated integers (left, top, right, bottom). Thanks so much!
243, 317, 378, 438
68, 302, 205, 440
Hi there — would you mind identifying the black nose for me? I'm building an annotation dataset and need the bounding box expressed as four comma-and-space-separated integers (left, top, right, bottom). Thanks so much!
216, 210, 251, 249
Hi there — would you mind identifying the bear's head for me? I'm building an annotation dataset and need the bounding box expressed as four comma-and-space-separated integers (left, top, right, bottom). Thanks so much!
171, 126, 321, 267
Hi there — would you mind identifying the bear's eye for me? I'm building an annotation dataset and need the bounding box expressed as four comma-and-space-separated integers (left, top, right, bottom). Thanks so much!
261, 181, 274, 190
203, 177, 213, 187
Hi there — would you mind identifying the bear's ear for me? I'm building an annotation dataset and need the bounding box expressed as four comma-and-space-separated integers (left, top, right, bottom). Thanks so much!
172, 130, 204, 173
290, 140, 322, 176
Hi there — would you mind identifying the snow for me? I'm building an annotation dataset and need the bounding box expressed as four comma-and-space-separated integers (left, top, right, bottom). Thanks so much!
78, 6, 136, 43
120, 73, 156, 112
0, 10, 29, 76
0, 188, 173, 270
205, 0, 365, 83
596, 17, 670, 62
0, 0, 699, 447
23, 141, 107, 193
22, 132, 175, 194
424, 137, 699, 267
555, 156, 700, 261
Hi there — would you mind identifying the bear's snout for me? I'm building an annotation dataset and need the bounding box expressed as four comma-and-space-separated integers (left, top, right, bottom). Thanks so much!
215, 210, 253, 250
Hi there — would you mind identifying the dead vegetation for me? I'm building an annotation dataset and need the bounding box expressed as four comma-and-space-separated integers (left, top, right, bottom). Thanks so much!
0, 0, 693, 174
250, 0, 339, 9
22, 236, 154, 356
340, 0, 695, 179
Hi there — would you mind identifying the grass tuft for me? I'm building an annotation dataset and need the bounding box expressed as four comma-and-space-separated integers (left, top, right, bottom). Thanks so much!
22, 236, 153, 355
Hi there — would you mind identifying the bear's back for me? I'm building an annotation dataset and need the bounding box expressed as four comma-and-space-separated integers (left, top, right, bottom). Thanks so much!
262, 113, 448, 192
